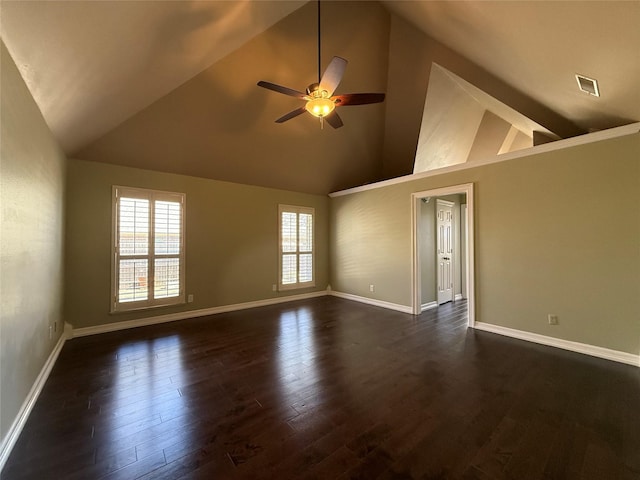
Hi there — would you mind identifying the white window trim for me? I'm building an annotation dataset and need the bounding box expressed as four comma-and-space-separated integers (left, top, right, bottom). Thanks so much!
278, 204, 315, 291
111, 186, 186, 312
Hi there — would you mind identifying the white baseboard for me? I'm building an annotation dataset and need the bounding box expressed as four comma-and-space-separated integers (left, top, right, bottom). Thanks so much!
329, 291, 413, 314
421, 301, 437, 312
455, 294, 463, 301
3, 300, 636, 475
72, 290, 328, 338
0, 331, 68, 472
1, 291, 331, 472
474, 322, 639, 367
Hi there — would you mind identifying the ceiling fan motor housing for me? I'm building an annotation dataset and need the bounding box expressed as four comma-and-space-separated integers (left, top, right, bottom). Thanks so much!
257, 55, 384, 127
306, 83, 321, 96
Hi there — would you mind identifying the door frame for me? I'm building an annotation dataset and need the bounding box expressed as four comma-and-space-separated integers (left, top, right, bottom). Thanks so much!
411, 183, 475, 327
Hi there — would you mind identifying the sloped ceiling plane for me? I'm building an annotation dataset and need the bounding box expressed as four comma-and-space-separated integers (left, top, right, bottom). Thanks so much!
1, 1, 638, 194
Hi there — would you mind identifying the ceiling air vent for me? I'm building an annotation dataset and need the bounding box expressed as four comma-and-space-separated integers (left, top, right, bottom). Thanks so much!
575, 74, 600, 97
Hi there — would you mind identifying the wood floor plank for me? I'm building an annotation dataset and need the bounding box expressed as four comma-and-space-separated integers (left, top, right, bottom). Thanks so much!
2, 297, 638, 479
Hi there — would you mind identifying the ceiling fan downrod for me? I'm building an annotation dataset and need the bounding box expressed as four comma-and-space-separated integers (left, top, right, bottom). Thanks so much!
256, 0, 386, 129
317, 0, 322, 85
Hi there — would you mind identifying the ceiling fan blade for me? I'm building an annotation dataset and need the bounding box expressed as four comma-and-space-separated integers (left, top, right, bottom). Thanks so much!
275, 107, 307, 123
257, 81, 307, 99
319, 56, 347, 96
333, 93, 386, 106
324, 111, 344, 129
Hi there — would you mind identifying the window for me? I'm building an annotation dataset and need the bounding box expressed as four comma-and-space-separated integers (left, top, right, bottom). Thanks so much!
279, 205, 315, 290
112, 186, 185, 312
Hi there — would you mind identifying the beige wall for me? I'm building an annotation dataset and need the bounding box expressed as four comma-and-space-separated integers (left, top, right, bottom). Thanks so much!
413, 65, 485, 173
64, 159, 329, 329
0, 42, 67, 444
467, 110, 512, 162
382, 14, 433, 179
510, 129, 533, 153
74, 1, 390, 195
381, 14, 583, 180
331, 133, 640, 355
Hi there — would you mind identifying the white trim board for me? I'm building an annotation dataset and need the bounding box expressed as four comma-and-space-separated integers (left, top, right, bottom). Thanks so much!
475, 322, 639, 367
72, 290, 328, 338
0, 291, 329, 471
2, 296, 635, 474
329, 291, 413, 314
0, 332, 68, 472
410, 183, 475, 326
329, 123, 640, 198
421, 301, 437, 312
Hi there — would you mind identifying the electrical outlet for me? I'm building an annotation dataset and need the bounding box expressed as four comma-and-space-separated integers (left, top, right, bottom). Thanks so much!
49, 325, 53, 339
548, 314, 559, 325
187, 294, 194, 303
369, 284, 375, 293
272, 284, 277, 292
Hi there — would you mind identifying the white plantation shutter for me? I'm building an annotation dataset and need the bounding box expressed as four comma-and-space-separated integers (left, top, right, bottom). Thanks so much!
112, 187, 185, 311
118, 259, 148, 302
279, 205, 315, 290
281, 211, 297, 285
298, 213, 313, 283
117, 197, 150, 302
154, 200, 181, 299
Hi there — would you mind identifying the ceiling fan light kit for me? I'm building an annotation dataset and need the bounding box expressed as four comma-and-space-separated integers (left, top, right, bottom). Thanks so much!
305, 96, 335, 117
257, 0, 385, 129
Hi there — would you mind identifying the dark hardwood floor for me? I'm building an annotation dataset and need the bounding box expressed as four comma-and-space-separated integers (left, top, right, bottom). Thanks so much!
2, 297, 639, 479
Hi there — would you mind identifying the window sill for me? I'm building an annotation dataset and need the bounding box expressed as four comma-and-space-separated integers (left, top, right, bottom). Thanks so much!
278, 282, 315, 292
110, 297, 186, 314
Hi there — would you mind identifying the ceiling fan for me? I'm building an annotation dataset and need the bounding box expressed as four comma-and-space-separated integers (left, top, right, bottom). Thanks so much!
257, 0, 385, 129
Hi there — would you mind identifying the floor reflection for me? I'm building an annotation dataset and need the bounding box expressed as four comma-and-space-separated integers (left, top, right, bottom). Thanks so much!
275, 307, 319, 403
103, 334, 191, 459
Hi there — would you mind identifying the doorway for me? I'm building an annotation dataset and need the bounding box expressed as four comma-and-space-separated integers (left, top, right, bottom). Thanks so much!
411, 183, 475, 326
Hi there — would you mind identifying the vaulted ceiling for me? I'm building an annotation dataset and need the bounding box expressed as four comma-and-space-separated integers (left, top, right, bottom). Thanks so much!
2, 1, 639, 194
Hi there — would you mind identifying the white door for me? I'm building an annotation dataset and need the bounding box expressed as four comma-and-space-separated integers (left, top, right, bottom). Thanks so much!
436, 199, 454, 305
